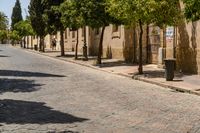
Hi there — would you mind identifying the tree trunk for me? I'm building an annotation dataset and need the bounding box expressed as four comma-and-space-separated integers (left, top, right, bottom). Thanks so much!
97, 26, 106, 65
146, 25, 149, 64
40, 36, 45, 52
138, 19, 143, 74
75, 30, 79, 60
60, 30, 65, 56
39, 36, 42, 51
31, 36, 33, 49
27, 36, 29, 49
20, 39, 23, 47
23, 37, 26, 48
133, 27, 137, 63
173, 26, 177, 58
163, 25, 166, 59
83, 26, 88, 60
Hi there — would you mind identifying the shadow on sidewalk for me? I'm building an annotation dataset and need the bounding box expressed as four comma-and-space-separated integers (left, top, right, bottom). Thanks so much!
96, 60, 134, 68
0, 99, 89, 124
0, 78, 43, 94
0, 70, 66, 77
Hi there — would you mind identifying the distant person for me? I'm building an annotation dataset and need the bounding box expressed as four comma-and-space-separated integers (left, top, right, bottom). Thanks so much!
52, 38, 56, 50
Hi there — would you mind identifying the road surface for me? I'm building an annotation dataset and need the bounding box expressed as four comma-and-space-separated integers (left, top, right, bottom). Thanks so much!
0, 45, 200, 133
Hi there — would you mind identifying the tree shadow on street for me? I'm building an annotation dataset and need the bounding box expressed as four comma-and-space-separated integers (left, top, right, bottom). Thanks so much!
0, 99, 89, 124
0, 70, 65, 77
0, 78, 43, 94
0, 55, 10, 57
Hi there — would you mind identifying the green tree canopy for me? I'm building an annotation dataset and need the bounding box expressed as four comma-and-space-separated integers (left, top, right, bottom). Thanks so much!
0, 30, 8, 43
77, 0, 121, 64
14, 20, 35, 38
107, 0, 182, 74
11, 0, 23, 30
29, 0, 47, 37
9, 30, 20, 44
60, 0, 83, 30
183, 0, 200, 22
29, 0, 47, 52
43, 0, 65, 56
0, 12, 8, 30
107, 0, 156, 74
152, 0, 182, 27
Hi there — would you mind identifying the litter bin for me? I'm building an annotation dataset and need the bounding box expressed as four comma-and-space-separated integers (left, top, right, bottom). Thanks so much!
164, 59, 176, 81
34, 44, 38, 51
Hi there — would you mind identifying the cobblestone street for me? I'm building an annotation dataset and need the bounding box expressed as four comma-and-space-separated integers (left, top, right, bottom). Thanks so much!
1, 45, 200, 133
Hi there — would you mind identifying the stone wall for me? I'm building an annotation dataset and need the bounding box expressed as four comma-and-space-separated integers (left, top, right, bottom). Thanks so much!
176, 21, 198, 74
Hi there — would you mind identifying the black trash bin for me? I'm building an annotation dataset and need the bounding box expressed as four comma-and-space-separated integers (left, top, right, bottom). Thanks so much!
34, 44, 38, 51
164, 59, 176, 81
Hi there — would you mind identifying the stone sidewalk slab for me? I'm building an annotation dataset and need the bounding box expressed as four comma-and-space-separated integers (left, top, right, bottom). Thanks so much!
22, 47, 200, 96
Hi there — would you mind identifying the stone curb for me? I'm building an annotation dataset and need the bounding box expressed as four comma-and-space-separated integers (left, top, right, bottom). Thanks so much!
17, 47, 200, 97
133, 76, 200, 96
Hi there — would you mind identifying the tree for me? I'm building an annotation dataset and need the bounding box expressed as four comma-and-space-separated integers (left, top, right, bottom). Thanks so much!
107, 0, 155, 74
43, 0, 65, 56
14, 20, 35, 48
0, 12, 8, 30
0, 12, 8, 44
9, 30, 20, 45
152, 0, 182, 60
79, 0, 120, 64
11, 0, 23, 30
0, 30, 7, 44
29, 0, 47, 52
60, 0, 84, 59
107, 0, 181, 74
183, 0, 200, 21
179, 0, 199, 73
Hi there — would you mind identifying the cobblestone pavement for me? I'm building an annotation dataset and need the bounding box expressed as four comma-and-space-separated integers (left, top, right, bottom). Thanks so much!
1, 45, 200, 133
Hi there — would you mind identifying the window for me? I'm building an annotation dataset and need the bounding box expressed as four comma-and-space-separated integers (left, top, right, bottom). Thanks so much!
112, 25, 119, 32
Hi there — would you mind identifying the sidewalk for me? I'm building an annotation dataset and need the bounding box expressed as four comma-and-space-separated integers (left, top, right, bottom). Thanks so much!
27, 48, 200, 96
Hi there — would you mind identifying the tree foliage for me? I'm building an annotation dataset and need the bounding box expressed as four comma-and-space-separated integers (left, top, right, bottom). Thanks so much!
152, 0, 182, 27
107, 0, 182, 74
11, 0, 23, 30
9, 30, 20, 43
29, 0, 47, 52
77, 0, 121, 64
43, 0, 64, 33
28, 0, 47, 37
60, 0, 84, 59
0, 30, 7, 43
14, 20, 35, 38
60, 0, 83, 30
0, 12, 8, 30
43, 0, 65, 56
183, 0, 200, 22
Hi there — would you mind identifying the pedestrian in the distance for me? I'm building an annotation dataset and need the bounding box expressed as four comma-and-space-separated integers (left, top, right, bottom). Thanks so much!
52, 37, 56, 50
